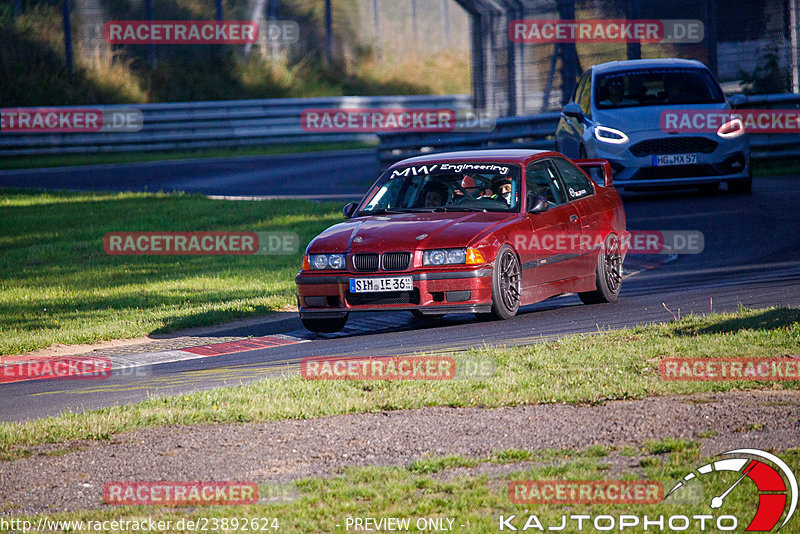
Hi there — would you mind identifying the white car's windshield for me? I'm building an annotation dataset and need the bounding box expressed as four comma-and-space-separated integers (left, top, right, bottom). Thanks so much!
359, 163, 522, 214
595, 68, 725, 109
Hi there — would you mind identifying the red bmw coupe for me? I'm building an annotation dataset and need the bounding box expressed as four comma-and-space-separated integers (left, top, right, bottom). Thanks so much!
295, 149, 628, 333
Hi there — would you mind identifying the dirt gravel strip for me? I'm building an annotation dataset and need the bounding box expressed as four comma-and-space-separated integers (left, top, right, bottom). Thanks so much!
1, 390, 798, 515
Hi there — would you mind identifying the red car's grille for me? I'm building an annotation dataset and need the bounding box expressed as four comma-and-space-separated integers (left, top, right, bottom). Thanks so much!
351, 252, 411, 271
352, 253, 379, 271
382, 252, 411, 271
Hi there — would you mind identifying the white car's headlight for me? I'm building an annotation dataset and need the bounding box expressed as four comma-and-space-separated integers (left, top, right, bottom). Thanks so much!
717, 118, 745, 138
423, 248, 466, 266
309, 253, 346, 270
594, 125, 629, 144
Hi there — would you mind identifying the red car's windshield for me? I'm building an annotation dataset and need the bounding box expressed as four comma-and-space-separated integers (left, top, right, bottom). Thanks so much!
359, 162, 522, 214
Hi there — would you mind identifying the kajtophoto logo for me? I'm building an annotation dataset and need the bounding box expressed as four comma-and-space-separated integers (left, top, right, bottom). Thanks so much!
499, 451, 797, 531
666, 449, 798, 531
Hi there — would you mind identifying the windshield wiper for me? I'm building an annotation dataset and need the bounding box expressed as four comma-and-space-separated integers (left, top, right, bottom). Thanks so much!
358, 208, 411, 216
432, 206, 488, 212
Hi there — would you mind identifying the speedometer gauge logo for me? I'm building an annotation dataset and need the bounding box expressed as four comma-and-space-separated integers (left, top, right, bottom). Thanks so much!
666, 449, 798, 531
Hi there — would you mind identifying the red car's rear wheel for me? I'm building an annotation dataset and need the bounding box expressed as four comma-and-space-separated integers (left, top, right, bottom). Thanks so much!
579, 234, 622, 304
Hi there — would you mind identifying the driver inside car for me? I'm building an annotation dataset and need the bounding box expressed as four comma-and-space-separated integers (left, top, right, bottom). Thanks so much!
420, 181, 449, 208
490, 177, 512, 205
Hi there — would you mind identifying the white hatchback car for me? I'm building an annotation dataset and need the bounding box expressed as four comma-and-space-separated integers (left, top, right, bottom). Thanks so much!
555, 58, 751, 193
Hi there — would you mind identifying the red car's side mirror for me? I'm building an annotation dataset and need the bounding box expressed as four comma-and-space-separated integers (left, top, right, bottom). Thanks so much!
343, 202, 358, 219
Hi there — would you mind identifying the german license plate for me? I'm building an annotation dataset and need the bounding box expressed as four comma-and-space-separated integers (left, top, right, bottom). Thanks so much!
349, 277, 413, 293
653, 153, 697, 166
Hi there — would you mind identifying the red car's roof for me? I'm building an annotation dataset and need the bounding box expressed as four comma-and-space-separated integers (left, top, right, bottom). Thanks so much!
391, 149, 560, 168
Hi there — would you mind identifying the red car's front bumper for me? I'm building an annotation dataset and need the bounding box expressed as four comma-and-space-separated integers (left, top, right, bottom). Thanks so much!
295, 267, 494, 318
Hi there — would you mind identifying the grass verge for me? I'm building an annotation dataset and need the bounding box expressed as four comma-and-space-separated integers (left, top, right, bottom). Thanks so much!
1, 307, 798, 455
5, 441, 798, 532
752, 158, 800, 177
0, 142, 376, 171
0, 189, 343, 355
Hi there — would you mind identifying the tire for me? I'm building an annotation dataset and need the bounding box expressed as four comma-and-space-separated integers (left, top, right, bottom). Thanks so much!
487, 245, 521, 320
411, 310, 445, 320
301, 314, 348, 333
579, 234, 622, 304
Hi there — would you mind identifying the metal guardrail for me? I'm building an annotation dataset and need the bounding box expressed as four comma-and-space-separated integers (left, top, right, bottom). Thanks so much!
0, 95, 471, 156
377, 93, 800, 166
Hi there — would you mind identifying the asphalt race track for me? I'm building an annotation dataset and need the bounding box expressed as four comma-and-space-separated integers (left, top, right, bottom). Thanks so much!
0, 149, 379, 198
2, 160, 799, 422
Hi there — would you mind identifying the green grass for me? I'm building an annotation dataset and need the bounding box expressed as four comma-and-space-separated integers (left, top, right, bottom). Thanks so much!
0, 189, 343, 355
1, 307, 798, 454
5, 442, 798, 532
0, 141, 376, 171
752, 158, 800, 177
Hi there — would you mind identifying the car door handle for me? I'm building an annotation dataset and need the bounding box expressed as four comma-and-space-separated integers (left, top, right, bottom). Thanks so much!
570, 215, 578, 222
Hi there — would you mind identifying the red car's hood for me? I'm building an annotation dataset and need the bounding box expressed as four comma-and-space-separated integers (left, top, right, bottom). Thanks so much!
308, 212, 516, 253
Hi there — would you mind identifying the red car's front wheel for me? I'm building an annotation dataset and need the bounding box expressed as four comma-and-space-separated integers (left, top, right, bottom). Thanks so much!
488, 245, 521, 320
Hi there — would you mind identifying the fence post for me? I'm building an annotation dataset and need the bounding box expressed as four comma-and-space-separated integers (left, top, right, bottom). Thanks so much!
324, 0, 333, 65
704, 0, 718, 78
626, 0, 641, 60
145, 0, 156, 67
791, 0, 799, 93
411, 0, 418, 45
372, 0, 381, 58
62, 0, 74, 77
441, 0, 449, 48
